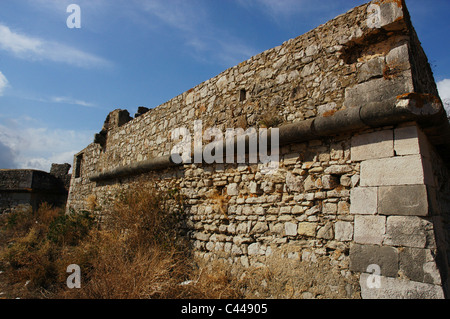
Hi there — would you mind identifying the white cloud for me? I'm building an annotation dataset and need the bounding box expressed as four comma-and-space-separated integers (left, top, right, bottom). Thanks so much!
0, 71, 9, 96
0, 118, 94, 172
437, 79, 450, 115
236, 0, 313, 19
50, 96, 97, 108
0, 23, 112, 68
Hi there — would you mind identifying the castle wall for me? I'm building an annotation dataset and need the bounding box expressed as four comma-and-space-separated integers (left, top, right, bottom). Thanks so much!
0, 166, 71, 214
66, 0, 450, 298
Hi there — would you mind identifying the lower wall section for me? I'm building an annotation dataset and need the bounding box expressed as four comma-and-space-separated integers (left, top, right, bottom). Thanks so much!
66, 124, 450, 299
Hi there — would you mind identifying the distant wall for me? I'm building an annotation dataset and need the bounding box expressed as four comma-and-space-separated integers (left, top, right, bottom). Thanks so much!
0, 164, 71, 214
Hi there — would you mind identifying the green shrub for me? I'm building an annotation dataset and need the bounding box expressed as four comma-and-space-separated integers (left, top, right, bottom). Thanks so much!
47, 211, 95, 246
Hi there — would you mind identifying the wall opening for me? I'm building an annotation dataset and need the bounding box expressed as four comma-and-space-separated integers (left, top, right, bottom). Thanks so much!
239, 89, 247, 102
75, 154, 83, 178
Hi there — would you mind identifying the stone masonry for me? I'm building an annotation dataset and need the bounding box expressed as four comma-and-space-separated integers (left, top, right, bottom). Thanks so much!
0, 164, 71, 214
66, 0, 450, 298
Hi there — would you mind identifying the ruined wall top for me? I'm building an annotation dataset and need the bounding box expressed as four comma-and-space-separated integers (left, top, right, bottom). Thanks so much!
75, 0, 447, 180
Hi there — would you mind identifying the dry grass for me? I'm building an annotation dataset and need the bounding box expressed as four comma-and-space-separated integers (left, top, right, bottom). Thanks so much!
0, 185, 359, 299
0, 186, 241, 299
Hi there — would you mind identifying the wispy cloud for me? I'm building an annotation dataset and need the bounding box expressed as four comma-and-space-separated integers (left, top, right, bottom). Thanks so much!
0, 117, 94, 171
0, 23, 112, 68
236, 0, 314, 20
437, 79, 450, 115
8, 91, 100, 109
50, 96, 97, 108
241, 0, 306, 16
0, 71, 9, 96
137, 0, 258, 66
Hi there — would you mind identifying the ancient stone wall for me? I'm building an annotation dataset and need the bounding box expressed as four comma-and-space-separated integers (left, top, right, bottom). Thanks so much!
66, 0, 450, 298
0, 165, 71, 214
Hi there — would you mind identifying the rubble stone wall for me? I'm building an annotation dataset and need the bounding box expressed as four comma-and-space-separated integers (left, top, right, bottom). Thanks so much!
66, 0, 450, 299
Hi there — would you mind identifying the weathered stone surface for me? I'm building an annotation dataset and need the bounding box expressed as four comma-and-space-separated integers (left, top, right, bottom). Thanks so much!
360, 155, 425, 187
335, 221, 353, 242
283, 153, 300, 166
386, 44, 409, 69
378, 185, 429, 216
399, 248, 442, 285
354, 215, 386, 245
251, 222, 269, 234
297, 222, 317, 237
285, 172, 304, 193
351, 130, 394, 161
317, 102, 337, 117
358, 57, 385, 83
324, 165, 352, 175
322, 175, 339, 190
195, 232, 211, 241
350, 187, 378, 215
378, 1, 405, 29
350, 244, 399, 277
322, 203, 337, 215
248, 243, 261, 256
317, 222, 334, 240
227, 183, 239, 196
384, 216, 427, 248
359, 274, 444, 299
394, 125, 424, 156
284, 222, 298, 237
344, 74, 414, 109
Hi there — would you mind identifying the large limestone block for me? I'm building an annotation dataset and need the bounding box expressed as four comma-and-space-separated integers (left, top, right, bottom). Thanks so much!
383, 216, 428, 248
349, 244, 399, 277
360, 155, 426, 187
344, 74, 414, 109
359, 274, 444, 299
350, 187, 378, 215
378, 185, 429, 216
354, 215, 386, 245
351, 130, 394, 161
399, 248, 442, 285
394, 125, 430, 157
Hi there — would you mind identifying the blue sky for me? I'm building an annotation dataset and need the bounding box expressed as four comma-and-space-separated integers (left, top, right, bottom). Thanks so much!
0, 0, 449, 172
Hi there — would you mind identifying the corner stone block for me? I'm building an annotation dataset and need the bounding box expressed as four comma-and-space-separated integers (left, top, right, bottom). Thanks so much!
350, 187, 378, 215
394, 125, 430, 157
378, 1, 405, 30
399, 247, 442, 285
360, 155, 425, 187
354, 215, 386, 246
378, 185, 429, 216
349, 244, 399, 277
383, 216, 427, 248
351, 130, 394, 162
359, 274, 444, 299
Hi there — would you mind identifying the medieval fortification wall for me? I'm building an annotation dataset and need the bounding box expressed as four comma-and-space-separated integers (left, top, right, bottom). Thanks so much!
67, 0, 450, 299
